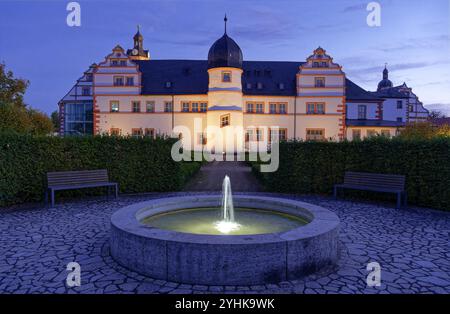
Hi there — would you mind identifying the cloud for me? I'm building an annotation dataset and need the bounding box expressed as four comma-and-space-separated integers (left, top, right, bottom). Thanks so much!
342, 3, 367, 13
424, 103, 450, 115
372, 35, 450, 52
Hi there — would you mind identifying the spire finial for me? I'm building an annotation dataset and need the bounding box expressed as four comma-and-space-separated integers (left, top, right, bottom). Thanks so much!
137, 24, 140, 33
224, 14, 228, 34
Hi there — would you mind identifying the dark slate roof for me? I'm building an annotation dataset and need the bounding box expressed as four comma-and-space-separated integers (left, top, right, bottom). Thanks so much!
134, 59, 378, 99
345, 79, 383, 101
370, 87, 409, 99
346, 119, 406, 127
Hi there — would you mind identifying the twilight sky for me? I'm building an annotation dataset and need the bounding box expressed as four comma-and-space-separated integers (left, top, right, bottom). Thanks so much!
0, 0, 449, 115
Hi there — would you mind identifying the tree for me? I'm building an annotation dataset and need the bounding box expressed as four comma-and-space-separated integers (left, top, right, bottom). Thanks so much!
0, 62, 53, 135
51, 110, 60, 133
398, 122, 450, 140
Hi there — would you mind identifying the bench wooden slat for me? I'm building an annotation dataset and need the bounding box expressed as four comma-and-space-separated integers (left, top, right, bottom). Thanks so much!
334, 171, 407, 208
45, 169, 118, 206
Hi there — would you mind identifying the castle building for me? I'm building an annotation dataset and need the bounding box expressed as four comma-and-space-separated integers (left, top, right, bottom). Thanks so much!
59, 19, 429, 149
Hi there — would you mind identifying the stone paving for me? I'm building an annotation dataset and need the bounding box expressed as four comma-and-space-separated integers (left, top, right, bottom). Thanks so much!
0, 193, 449, 294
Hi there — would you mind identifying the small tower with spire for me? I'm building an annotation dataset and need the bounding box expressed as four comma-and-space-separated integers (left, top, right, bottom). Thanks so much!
377, 63, 393, 91
127, 25, 150, 61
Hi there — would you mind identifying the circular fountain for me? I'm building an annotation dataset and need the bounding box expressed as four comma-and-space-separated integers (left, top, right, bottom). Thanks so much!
110, 176, 340, 285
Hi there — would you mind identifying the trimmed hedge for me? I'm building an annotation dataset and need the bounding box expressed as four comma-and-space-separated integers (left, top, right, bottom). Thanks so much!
256, 138, 450, 211
0, 133, 200, 206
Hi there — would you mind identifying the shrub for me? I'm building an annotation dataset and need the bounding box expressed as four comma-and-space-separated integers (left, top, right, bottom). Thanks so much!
257, 137, 450, 211
0, 133, 199, 206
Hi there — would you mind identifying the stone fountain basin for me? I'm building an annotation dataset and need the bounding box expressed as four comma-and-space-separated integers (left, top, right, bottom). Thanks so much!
110, 195, 340, 286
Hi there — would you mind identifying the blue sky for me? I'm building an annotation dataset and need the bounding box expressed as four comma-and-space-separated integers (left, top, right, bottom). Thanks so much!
0, 0, 449, 114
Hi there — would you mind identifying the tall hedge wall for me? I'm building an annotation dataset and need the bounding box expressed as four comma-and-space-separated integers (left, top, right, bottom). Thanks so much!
0, 133, 197, 206
258, 138, 450, 211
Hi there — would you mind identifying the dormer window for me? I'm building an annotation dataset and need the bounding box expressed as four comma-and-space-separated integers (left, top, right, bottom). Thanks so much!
279, 83, 285, 90
165, 81, 172, 88
82, 87, 90, 96
246, 83, 252, 89
257, 82, 263, 90
222, 71, 232, 82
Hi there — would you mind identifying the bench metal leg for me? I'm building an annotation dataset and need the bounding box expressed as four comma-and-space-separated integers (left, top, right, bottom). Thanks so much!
396, 192, 401, 209
51, 189, 55, 207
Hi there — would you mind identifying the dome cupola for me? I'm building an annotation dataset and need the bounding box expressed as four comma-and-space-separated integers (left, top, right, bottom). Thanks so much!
207, 15, 243, 69
377, 64, 393, 91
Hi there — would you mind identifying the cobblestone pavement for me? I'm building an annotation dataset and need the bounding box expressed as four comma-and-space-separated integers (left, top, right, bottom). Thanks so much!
0, 193, 449, 294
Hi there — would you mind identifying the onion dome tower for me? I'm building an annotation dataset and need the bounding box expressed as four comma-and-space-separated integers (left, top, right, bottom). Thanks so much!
377, 64, 393, 91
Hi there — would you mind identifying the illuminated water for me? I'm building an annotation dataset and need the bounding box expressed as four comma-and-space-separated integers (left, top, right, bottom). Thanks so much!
140, 207, 308, 235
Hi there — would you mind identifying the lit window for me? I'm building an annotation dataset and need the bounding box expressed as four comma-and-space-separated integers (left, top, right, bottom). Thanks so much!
352, 129, 361, 140
358, 105, 367, 120
315, 77, 325, 87
182, 102, 190, 112
200, 103, 207, 112
381, 130, 391, 137
145, 128, 155, 138
110, 101, 119, 112
164, 101, 173, 112
126, 77, 134, 86
146, 101, 155, 113
255, 103, 264, 113
246, 103, 254, 113
222, 71, 232, 82
132, 101, 141, 113
132, 128, 143, 137
306, 129, 325, 141
110, 128, 120, 136
191, 102, 199, 112
367, 130, 377, 138
113, 76, 124, 86
220, 114, 230, 128
82, 87, 90, 96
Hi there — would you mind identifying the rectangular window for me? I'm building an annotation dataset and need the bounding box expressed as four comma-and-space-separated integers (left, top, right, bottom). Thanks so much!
182, 102, 190, 112
245, 129, 254, 142
397, 117, 403, 122
256, 129, 263, 141
132, 128, 143, 137
191, 102, 199, 112
144, 128, 155, 138
82, 87, 90, 96
306, 129, 325, 141
358, 105, 367, 120
278, 103, 286, 114
381, 130, 391, 137
222, 71, 232, 82
307, 103, 325, 114
397, 100, 403, 109
110, 128, 120, 136
255, 103, 264, 113
110, 101, 119, 112
313, 62, 319, 68
113, 76, 124, 86
146, 101, 155, 113
111, 60, 119, 67
246, 103, 254, 113
269, 103, 277, 114
314, 77, 325, 88
200, 102, 207, 112
352, 129, 361, 140
120, 60, 127, 66
164, 101, 173, 112
198, 133, 207, 145
126, 77, 134, 86
132, 101, 141, 113
269, 128, 287, 142
367, 130, 377, 138
320, 62, 328, 68
220, 114, 230, 128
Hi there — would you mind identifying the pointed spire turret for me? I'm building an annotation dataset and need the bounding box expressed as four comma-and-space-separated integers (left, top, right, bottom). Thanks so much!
224, 14, 228, 34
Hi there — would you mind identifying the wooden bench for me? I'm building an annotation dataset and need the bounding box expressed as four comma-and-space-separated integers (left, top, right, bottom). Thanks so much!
45, 169, 118, 207
334, 171, 407, 208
